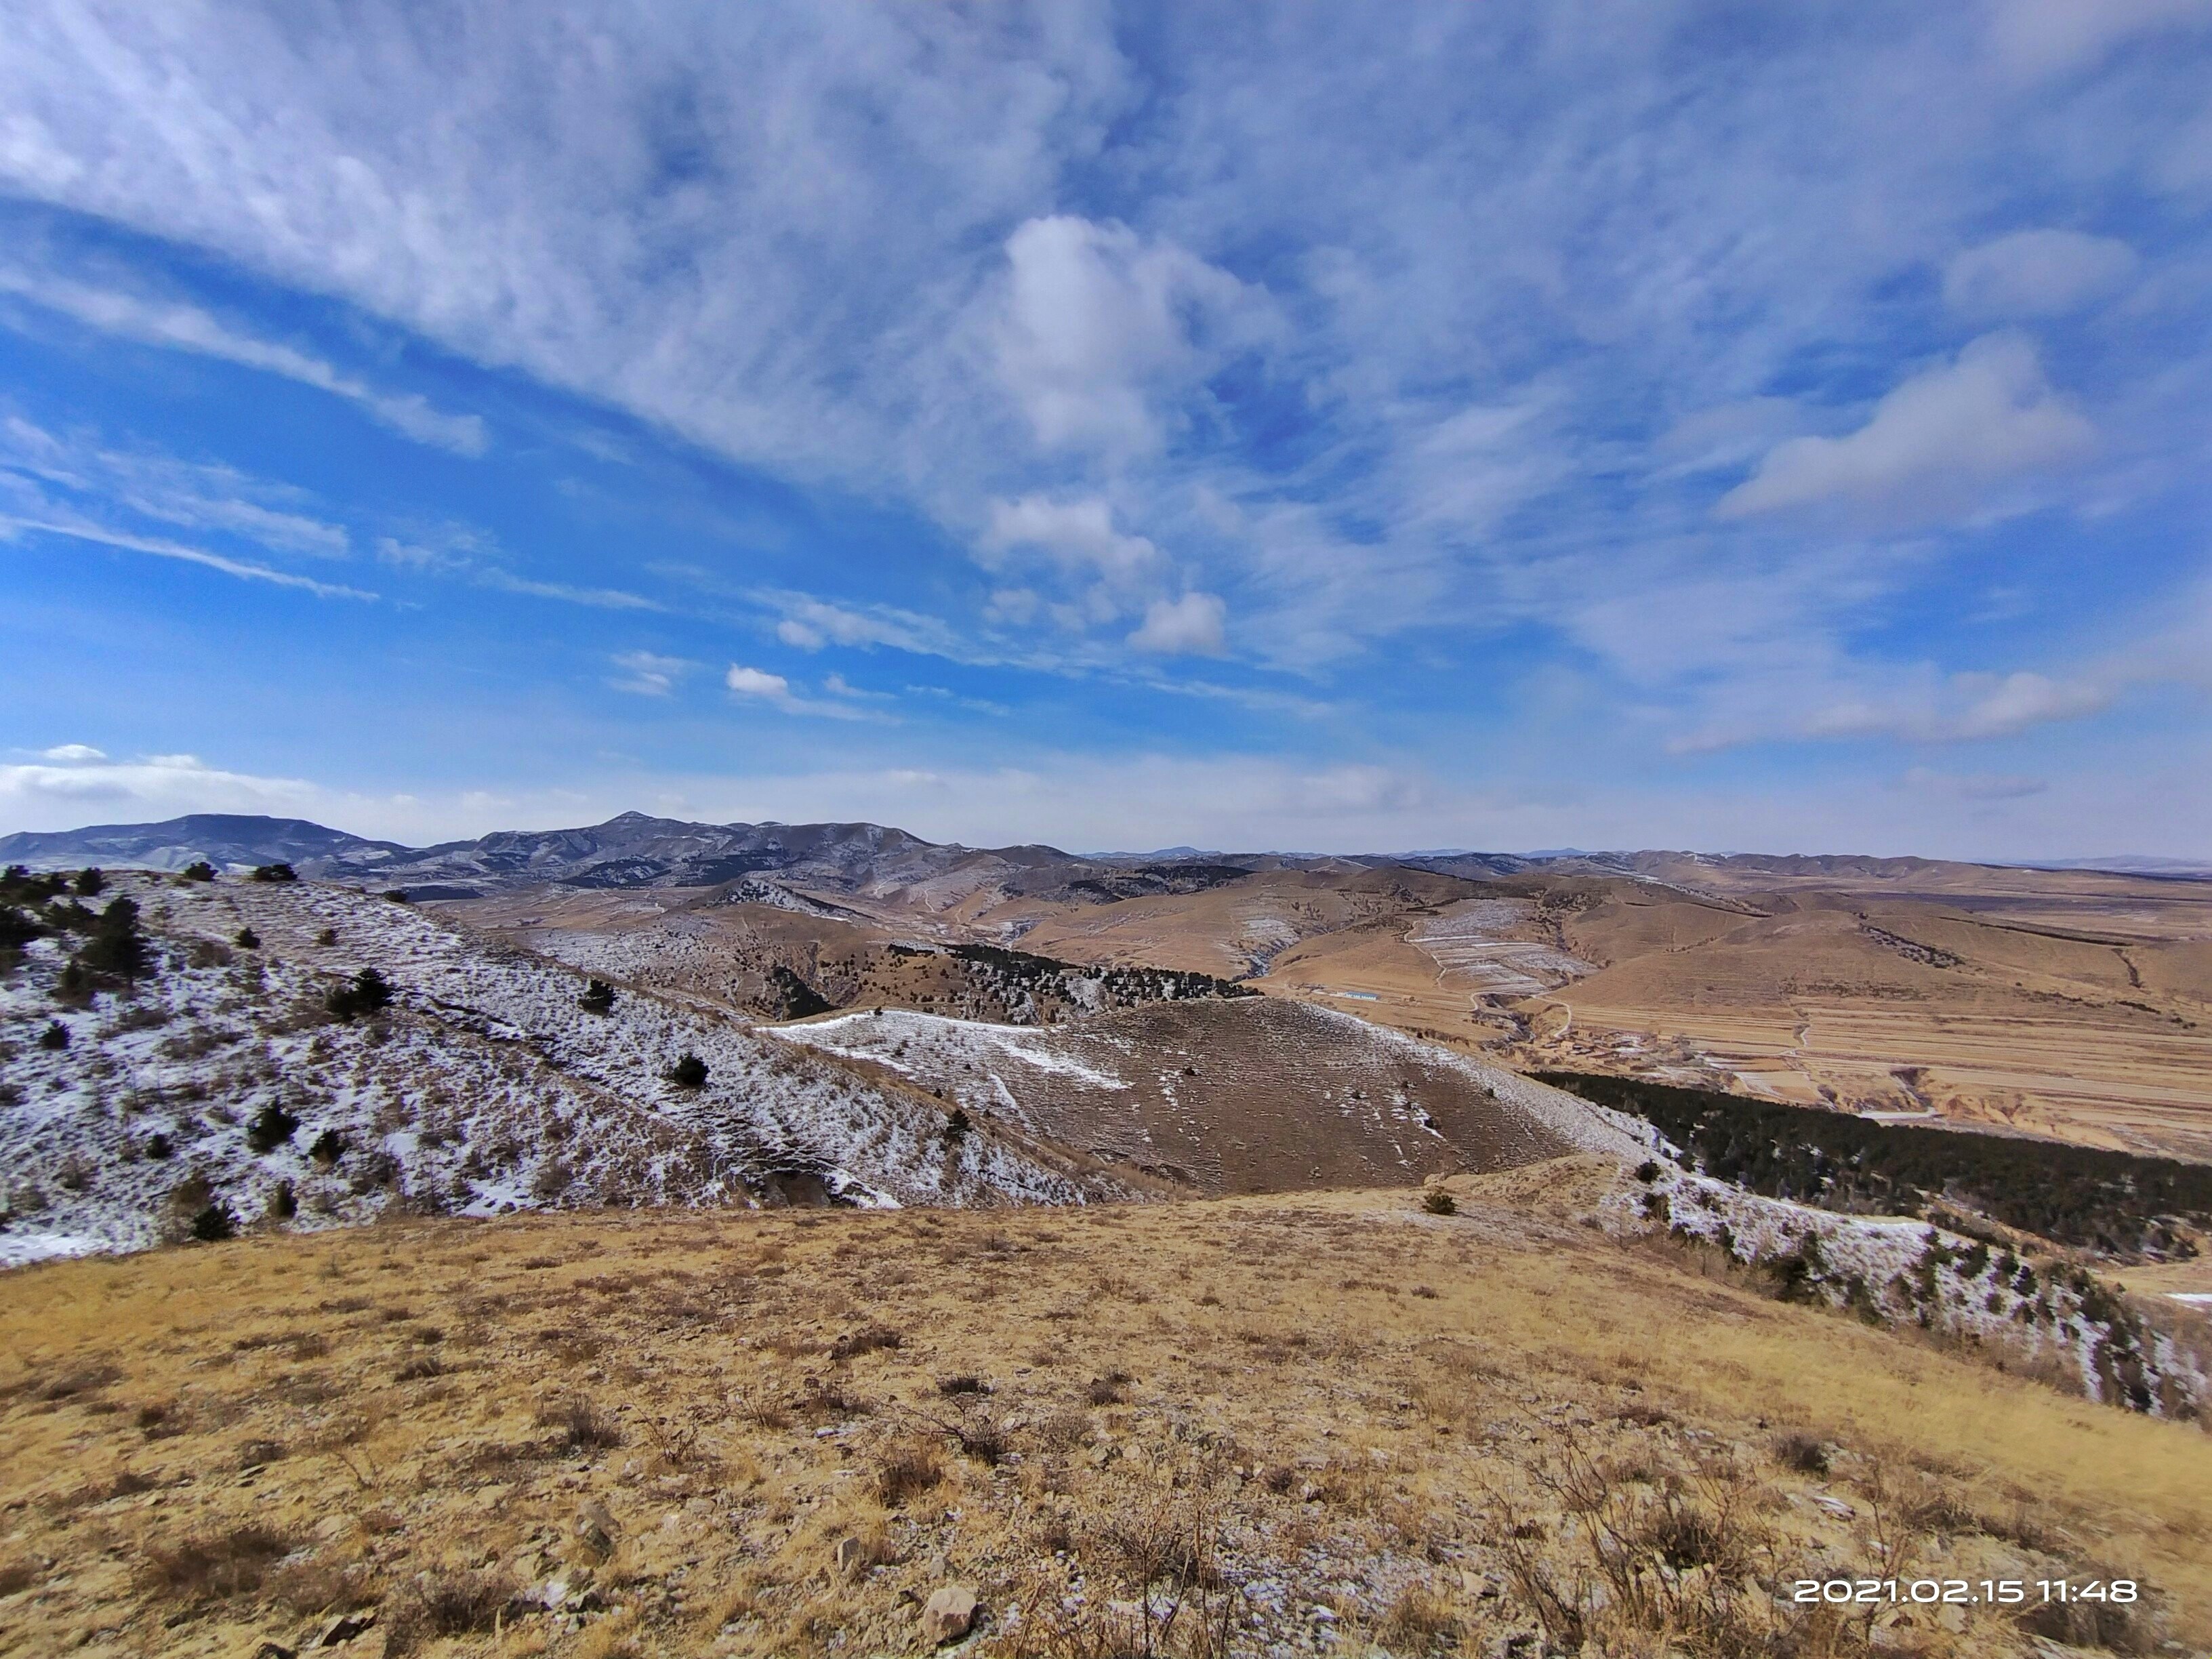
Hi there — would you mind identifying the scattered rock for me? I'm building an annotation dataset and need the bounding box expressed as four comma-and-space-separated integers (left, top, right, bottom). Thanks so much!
316, 1610, 375, 1646
574, 1496, 617, 1557
253, 1643, 297, 1659
922, 1584, 979, 1645
1812, 1494, 1856, 1519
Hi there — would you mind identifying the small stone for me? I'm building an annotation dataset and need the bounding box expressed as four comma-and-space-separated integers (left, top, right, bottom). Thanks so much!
575, 1496, 618, 1557
316, 1610, 375, 1647
833, 1536, 870, 1576
254, 1643, 297, 1659
921, 1584, 979, 1645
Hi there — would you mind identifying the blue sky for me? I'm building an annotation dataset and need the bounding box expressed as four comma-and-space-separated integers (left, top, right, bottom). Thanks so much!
3, 2, 2210, 856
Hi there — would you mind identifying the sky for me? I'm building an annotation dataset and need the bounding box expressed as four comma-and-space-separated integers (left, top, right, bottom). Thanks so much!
3, 2, 2211, 858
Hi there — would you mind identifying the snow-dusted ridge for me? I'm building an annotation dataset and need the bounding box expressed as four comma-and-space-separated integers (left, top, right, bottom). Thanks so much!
0, 876, 1114, 1267
1590, 1162, 2211, 1418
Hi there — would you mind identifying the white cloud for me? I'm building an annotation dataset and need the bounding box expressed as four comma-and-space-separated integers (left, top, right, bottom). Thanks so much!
1988, 0, 2212, 78
1805, 671, 2111, 743
1128, 592, 1227, 656
3, 514, 375, 599
0, 264, 486, 453
759, 591, 979, 661
476, 568, 661, 611
607, 651, 691, 696
981, 495, 1161, 586
724, 662, 869, 720
725, 665, 791, 699
38, 743, 105, 762
1716, 334, 2094, 525
992, 216, 1265, 456
0, 413, 354, 562
1944, 230, 2137, 319
375, 533, 659, 611
0, 752, 322, 822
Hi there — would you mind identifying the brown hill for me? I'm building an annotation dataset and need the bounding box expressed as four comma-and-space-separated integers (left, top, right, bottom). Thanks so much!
774, 999, 1641, 1194
3, 1184, 2207, 1657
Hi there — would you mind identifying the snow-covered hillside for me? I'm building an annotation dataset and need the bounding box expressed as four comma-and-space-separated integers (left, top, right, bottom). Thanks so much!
1594, 1160, 2211, 1418
0, 876, 1119, 1266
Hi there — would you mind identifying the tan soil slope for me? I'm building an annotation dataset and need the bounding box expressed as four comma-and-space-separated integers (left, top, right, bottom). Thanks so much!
3, 1191, 2209, 1658
775, 998, 1595, 1194
992, 868, 1481, 980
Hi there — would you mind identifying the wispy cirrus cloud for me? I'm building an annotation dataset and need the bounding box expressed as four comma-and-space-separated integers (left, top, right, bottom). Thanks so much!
376, 532, 660, 612
607, 651, 693, 696
0, 263, 486, 453
0, 513, 374, 600
1, 6, 2209, 855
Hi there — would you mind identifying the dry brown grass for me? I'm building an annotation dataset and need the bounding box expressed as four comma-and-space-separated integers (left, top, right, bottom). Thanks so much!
1, 1181, 2209, 1657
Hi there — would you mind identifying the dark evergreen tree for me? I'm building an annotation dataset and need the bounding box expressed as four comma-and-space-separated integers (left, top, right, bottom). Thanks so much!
247, 1103, 301, 1153
325, 966, 395, 1020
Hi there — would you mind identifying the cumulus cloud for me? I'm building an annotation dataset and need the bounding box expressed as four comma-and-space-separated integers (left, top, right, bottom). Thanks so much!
982, 495, 1162, 583
1127, 592, 1227, 656
1944, 230, 2137, 319
992, 216, 1265, 457
725, 665, 791, 699
1715, 335, 2094, 525
724, 663, 868, 720
39, 743, 106, 762
0, 264, 486, 453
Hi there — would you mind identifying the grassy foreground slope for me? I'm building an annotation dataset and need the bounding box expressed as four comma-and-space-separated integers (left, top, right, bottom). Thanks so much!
2, 1178, 2208, 1658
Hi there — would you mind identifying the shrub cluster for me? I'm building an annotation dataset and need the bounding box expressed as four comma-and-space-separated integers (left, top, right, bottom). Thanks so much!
1540, 1070, 2212, 1258
1, 869, 152, 984
325, 968, 394, 1021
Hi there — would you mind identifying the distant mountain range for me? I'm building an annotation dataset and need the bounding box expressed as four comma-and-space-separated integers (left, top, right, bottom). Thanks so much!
3, 811, 2207, 895
0, 814, 411, 875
